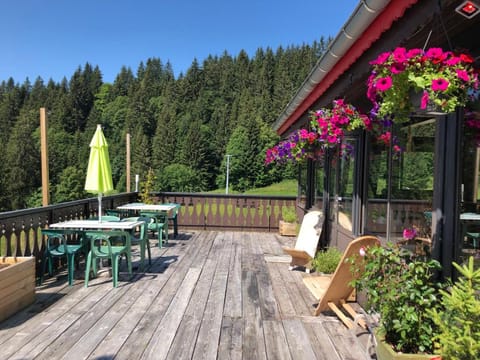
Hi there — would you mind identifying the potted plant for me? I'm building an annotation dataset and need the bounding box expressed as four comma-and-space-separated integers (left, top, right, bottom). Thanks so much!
279, 206, 298, 236
349, 242, 444, 359
312, 247, 342, 274
367, 47, 479, 124
428, 256, 480, 359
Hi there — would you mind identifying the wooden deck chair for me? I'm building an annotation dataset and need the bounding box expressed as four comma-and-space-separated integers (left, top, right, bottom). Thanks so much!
303, 235, 379, 328
282, 210, 323, 273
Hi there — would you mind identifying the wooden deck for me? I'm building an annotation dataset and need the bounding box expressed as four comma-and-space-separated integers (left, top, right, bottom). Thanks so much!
0, 231, 372, 360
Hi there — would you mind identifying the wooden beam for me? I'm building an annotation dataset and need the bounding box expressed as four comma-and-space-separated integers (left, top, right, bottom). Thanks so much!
126, 133, 131, 192
40, 108, 49, 206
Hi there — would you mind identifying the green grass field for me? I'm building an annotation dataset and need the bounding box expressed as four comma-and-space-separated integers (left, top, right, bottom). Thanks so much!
208, 179, 297, 196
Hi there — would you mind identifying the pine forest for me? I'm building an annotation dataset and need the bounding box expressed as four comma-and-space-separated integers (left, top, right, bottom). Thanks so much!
0, 38, 330, 211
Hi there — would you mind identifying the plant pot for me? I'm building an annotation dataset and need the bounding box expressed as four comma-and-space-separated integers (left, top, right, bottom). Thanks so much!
409, 90, 446, 116
279, 220, 297, 236
0, 257, 36, 322
374, 330, 441, 360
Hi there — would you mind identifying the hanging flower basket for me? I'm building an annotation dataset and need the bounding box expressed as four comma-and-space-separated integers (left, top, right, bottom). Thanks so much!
265, 100, 371, 165
367, 47, 479, 123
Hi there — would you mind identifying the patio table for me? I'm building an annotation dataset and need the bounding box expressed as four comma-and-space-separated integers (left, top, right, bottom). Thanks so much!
49, 219, 144, 230
49, 219, 147, 276
117, 203, 179, 244
116, 203, 177, 213
460, 213, 480, 250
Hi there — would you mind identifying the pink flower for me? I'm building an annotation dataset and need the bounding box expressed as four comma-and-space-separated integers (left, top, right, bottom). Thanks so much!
390, 62, 406, 74
403, 227, 417, 240
420, 90, 429, 109
406, 48, 422, 59
445, 56, 461, 66
378, 131, 391, 145
393, 144, 402, 153
392, 47, 407, 62
370, 51, 391, 65
431, 78, 449, 91
456, 69, 470, 82
375, 76, 393, 91
425, 47, 445, 60
359, 247, 366, 257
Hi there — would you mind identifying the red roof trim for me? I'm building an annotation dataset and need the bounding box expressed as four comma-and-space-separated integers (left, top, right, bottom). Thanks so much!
278, 0, 418, 135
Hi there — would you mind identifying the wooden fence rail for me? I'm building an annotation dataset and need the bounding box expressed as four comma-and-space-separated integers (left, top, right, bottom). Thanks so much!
0, 192, 297, 278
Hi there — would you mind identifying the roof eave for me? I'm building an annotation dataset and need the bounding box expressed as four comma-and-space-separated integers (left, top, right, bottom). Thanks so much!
274, 0, 419, 135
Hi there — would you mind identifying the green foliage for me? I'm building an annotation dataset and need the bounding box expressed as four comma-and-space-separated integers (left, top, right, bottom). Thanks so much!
139, 168, 156, 204
312, 247, 342, 274
429, 257, 480, 359
157, 164, 201, 192
281, 206, 297, 223
0, 38, 330, 210
54, 166, 87, 202
349, 243, 444, 354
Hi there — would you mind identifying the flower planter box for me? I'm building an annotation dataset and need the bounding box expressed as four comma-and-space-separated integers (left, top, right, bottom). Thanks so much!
279, 220, 297, 236
375, 331, 441, 360
0, 257, 36, 323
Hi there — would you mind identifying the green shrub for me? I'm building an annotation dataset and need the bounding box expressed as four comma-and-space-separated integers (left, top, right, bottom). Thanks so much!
312, 247, 342, 274
429, 256, 480, 359
349, 244, 444, 354
281, 206, 297, 223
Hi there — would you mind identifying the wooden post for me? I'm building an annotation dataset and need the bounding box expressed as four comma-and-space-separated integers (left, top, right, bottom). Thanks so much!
126, 133, 131, 192
40, 108, 50, 206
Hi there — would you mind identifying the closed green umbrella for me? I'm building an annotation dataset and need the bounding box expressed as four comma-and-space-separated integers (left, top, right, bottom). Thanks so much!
85, 124, 114, 222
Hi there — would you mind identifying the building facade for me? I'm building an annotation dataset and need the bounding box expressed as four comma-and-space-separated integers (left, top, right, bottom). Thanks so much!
274, 0, 480, 277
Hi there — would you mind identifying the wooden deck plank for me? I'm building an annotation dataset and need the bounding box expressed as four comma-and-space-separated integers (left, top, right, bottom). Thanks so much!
114, 231, 215, 360
6, 284, 112, 359
282, 318, 319, 360
263, 319, 293, 360
141, 267, 202, 360
165, 232, 230, 359
242, 270, 267, 360
191, 233, 232, 360
223, 231, 243, 318
86, 241, 190, 359
218, 316, 243, 360
0, 231, 370, 360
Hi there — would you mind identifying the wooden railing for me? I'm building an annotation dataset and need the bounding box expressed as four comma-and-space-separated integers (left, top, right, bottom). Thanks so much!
152, 192, 297, 232
0, 192, 297, 276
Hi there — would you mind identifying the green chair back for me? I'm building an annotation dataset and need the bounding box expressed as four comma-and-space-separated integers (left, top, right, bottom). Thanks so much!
84, 230, 132, 287
40, 229, 86, 286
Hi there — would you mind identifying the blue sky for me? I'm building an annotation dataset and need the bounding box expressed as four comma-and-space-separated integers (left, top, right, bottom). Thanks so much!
1, 0, 359, 84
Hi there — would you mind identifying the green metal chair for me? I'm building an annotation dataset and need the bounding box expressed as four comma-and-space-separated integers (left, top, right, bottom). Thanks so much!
84, 230, 132, 287
140, 211, 168, 248
89, 215, 121, 222
165, 203, 181, 239
39, 229, 86, 286
121, 216, 151, 271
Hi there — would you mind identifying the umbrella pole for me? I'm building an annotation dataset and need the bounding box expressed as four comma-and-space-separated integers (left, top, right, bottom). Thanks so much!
98, 193, 102, 223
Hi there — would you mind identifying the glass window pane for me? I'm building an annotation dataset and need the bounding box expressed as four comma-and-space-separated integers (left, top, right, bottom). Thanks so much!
460, 103, 480, 269
365, 140, 389, 235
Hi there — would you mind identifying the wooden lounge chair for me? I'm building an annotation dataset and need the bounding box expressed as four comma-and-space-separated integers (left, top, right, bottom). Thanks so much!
282, 210, 323, 273
303, 235, 379, 327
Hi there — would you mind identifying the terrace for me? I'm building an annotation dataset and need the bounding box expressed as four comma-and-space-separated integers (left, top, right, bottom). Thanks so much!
0, 193, 371, 359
